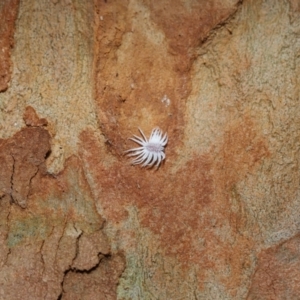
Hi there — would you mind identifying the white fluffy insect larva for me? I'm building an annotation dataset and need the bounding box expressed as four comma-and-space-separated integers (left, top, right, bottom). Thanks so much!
126, 127, 168, 168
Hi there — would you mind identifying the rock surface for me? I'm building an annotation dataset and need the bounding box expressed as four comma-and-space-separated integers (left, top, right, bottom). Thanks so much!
0, 0, 19, 92
0, 0, 300, 299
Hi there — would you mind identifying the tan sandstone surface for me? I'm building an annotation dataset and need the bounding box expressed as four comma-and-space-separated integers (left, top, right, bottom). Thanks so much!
0, 0, 300, 299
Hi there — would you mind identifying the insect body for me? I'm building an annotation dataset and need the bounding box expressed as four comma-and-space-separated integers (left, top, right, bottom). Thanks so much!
126, 127, 168, 168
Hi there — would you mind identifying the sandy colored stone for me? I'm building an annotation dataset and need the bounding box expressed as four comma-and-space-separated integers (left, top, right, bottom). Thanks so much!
0, 0, 300, 299
0, 0, 97, 158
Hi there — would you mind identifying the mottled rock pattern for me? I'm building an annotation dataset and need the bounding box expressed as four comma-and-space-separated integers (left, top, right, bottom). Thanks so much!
0, 0, 19, 92
247, 234, 300, 299
0, 111, 125, 299
0, 0, 300, 299
0, 126, 50, 208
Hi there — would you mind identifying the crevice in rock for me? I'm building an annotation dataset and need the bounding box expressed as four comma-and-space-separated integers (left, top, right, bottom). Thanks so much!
71, 252, 110, 274
9, 154, 15, 204
45, 149, 52, 159
3, 248, 11, 266
27, 166, 39, 202
5, 201, 11, 237
58, 252, 112, 300
70, 224, 83, 267
39, 239, 46, 276
56, 223, 84, 300
54, 220, 68, 265
57, 225, 113, 299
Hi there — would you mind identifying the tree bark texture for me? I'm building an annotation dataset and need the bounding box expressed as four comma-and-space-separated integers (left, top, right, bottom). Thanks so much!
0, 0, 300, 299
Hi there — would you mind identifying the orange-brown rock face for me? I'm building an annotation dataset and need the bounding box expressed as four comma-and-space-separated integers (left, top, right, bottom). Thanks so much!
79, 114, 269, 297
0, 0, 19, 92
0, 126, 50, 208
1, 0, 300, 299
0, 110, 125, 299
247, 234, 300, 299
94, 0, 240, 156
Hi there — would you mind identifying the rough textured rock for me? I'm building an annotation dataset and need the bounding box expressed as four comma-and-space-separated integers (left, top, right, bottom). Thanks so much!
0, 110, 125, 299
62, 254, 125, 300
0, 0, 300, 299
0, 0, 19, 92
0, 125, 50, 208
23, 105, 48, 127
94, 0, 241, 156
247, 234, 300, 299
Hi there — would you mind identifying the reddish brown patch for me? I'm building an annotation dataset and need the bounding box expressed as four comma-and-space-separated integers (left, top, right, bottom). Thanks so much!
288, 0, 300, 12
28, 155, 125, 298
93, 0, 240, 158
23, 106, 48, 127
0, 125, 125, 298
247, 234, 300, 299
0, 126, 51, 208
0, 0, 20, 92
79, 115, 269, 291
145, 0, 240, 70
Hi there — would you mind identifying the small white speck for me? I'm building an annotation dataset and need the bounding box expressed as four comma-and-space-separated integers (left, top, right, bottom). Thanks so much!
161, 94, 170, 107
14, 122, 18, 126
100, 16, 103, 20
130, 83, 135, 89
